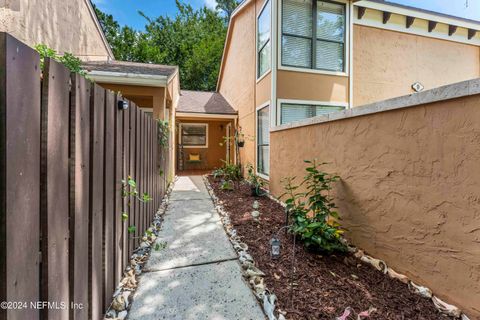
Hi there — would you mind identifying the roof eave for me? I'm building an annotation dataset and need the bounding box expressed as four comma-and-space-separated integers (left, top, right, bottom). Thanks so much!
86, 70, 168, 87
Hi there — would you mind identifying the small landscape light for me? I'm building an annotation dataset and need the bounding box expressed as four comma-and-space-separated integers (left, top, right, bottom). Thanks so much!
270, 236, 281, 259
117, 100, 129, 110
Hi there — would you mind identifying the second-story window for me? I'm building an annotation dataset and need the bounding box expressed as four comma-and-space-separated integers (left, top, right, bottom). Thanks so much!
282, 0, 346, 72
257, 0, 271, 78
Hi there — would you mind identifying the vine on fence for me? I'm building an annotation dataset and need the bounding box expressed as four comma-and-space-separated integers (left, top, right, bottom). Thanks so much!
34, 44, 86, 76
121, 176, 153, 234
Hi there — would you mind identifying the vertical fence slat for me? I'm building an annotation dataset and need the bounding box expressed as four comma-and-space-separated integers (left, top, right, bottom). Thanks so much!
136, 109, 145, 239
114, 97, 123, 285
71, 74, 90, 320
89, 84, 105, 320
103, 91, 115, 307
122, 102, 130, 268
128, 104, 136, 256
0, 33, 41, 320
133, 107, 142, 248
40, 58, 70, 320
148, 119, 153, 222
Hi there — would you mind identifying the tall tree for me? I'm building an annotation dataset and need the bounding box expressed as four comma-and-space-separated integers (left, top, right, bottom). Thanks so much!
216, 0, 240, 21
94, 2, 228, 91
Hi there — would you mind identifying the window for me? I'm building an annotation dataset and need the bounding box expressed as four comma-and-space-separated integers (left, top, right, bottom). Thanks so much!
281, 0, 346, 72
257, 106, 270, 176
280, 102, 345, 124
180, 123, 208, 148
257, 0, 271, 78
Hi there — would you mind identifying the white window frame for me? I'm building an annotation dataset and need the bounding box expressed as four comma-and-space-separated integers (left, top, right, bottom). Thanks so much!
255, 101, 270, 180
277, 98, 348, 125
277, 0, 350, 77
256, 0, 272, 82
179, 123, 209, 148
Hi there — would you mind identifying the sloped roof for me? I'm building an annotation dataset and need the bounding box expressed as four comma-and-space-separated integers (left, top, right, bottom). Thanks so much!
82, 60, 178, 77
177, 90, 237, 115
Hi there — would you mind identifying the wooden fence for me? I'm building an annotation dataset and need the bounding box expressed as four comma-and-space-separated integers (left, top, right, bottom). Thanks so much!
0, 33, 168, 320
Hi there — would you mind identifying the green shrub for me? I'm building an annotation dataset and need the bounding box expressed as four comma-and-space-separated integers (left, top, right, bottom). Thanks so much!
220, 179, 234, 191
281, 160, 346, 253
34, 44, 86, 76
220, 160, 241, 181
246, 163, 265, 196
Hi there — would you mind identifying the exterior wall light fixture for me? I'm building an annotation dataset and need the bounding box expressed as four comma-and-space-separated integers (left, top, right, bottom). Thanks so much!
118, 100, 129, 110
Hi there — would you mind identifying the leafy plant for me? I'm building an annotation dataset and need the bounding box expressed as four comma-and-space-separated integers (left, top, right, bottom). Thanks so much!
220, 179, 234, 191
212, 167, 225, 180
246, 163, 265, 196
220, 160, 241, 181
34, 44, 86, 75
121, 176, 153, 203
128, 226, 136, 234
157, 119, 169, 147
281, 160, 346, 253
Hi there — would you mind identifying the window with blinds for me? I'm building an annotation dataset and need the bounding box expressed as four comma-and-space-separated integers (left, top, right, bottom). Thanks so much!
281, 0, 346, 72
257, 106, 270, 176
280, 103, 345, 124
257, 0, 271, 78
180, 123, 208, 147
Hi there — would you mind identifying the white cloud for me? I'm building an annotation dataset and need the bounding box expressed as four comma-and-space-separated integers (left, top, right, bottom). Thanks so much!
204, 0, 217, 9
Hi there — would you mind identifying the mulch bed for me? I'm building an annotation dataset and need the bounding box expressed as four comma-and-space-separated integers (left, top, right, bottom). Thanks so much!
207, 176, 452, 320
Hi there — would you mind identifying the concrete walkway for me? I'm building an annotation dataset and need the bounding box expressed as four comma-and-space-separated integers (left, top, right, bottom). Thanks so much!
128, 176, 265, 320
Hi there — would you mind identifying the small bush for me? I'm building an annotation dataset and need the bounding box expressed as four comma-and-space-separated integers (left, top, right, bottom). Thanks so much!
246, 163, 265, 196
281, 159, 346, 253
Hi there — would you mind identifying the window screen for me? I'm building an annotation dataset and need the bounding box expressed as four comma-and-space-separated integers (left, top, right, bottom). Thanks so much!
281, 0, 345, 72
181, 124, 207, 147
257, 0, 271, 78
257, 106, 270, 176
280, 103, 345, 124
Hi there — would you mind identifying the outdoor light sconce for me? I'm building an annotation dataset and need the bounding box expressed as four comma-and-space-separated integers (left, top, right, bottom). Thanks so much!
270, 236, 281, 259
117, 100, 129, 110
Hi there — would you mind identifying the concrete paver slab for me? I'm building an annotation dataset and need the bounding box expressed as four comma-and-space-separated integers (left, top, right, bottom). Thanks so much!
128, 176, 265, 320
129, 260, 265, 320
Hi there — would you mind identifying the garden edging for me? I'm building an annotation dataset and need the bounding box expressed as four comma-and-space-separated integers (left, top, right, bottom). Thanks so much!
203, 175, 286, 320
104, 180, 175, 320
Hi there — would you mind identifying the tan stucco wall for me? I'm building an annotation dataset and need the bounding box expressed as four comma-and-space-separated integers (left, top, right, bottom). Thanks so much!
218, 1, 257, 171
218, 0, 268, 172
277, 70, 349, 102
353, 25, 480, 106
176, 119, 234, 170
0, 0, 112, 60
269, 94, 480, 317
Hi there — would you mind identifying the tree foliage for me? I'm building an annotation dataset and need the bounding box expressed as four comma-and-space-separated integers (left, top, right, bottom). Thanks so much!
94, 0, 238, 91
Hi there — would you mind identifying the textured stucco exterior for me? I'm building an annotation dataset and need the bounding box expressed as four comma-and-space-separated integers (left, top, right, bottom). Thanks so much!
218, 0, 269, 171
353, 25, 480, 106
277, 70, 349, 103
269, 93, 480, 317
0, 0, 112, 60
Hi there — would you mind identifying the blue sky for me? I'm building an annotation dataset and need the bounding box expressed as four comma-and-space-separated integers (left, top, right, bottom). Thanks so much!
92, 0, 480, 30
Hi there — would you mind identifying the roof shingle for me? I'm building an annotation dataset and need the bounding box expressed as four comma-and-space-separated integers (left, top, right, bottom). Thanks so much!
82, 60, 178, 78
177, 90, 237, 115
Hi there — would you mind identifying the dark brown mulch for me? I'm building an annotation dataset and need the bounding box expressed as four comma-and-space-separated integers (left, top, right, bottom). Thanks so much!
207, 176, 452, 320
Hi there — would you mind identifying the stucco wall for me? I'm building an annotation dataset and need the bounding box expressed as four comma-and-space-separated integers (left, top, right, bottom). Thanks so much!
353, 25, 480, 106
176, 119, 234, 170
269, 93, 480, 317
277, 70, 349, 102
218, 0, 267, 171
0, 0, 112, 60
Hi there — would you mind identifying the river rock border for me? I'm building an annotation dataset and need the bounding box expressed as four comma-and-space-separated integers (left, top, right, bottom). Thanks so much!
104, 179, 175, 320
205, 176, 471, 320
203, 175, 286, 320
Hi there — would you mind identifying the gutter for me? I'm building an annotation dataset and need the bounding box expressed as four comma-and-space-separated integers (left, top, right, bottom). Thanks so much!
86, 70, 169, 87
